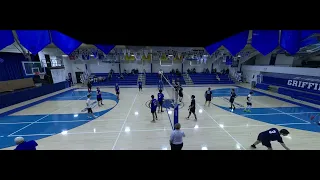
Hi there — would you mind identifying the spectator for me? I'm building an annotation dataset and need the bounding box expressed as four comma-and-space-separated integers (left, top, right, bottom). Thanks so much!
14, 137, 38, 150
170, 123, 185, 150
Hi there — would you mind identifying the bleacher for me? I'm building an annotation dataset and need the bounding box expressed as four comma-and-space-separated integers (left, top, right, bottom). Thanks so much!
255, 75, 320, 105
145, 73, 186, 85
92, 73, 138, 86
189, 73, 234, 84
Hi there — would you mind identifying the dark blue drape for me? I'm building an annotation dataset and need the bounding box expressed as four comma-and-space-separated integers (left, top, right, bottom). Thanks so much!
222, 31, 249, 56
280, 30, 301, 55
0, 31, 14, 51
300, 36, 319, 48
16, 30, 51, 55
0, 52, 26, 81
51, 31, 82, 55
300, 30, 320, 40
251, 30, 279, 56
205, 42, 222, 55
95, 44, 115, 55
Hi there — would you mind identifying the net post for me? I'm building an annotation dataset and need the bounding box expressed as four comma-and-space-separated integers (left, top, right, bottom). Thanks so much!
173, 104, 179, 129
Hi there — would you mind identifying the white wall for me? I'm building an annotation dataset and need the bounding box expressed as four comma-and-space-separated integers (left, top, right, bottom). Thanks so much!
242, 65, 320, 83
254, 54, 294, 66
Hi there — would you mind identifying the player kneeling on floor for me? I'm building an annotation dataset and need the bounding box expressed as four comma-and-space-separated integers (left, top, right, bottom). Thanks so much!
14, 137, 38, 150
251, 128, 290, 150
149, 95, 158, 122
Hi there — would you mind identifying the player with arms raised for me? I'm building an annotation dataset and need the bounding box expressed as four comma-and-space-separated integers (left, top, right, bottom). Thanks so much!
251, 128, 290, 150
149, 95, 158, 122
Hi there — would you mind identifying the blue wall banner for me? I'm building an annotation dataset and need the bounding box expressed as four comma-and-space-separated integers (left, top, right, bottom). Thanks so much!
51, 31, 82, 55
263, 76, 320, 94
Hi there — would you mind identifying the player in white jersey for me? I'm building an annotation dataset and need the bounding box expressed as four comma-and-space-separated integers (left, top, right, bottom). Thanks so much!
243, 91, 253, 113
86, 94, 97, 119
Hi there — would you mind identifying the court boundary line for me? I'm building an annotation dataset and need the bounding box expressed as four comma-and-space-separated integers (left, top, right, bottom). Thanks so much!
7, 95, 88, 137
111, 93, 138, 150
8, 122, 310, 138
183, 91, 247, 150
213, 111, 320, 117
0, 119, 125, 125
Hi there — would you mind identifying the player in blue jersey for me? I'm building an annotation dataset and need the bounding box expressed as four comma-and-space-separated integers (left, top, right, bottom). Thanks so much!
158, 80, 163, 91
158, 89, 164, 113
186, 95, 197, 121
14, 137, 38, 150
251, 128, 290, 150
115, 83, 120, 100
138, 79, 143, 92
149, 95, 158, 122
96, 87, 104, 106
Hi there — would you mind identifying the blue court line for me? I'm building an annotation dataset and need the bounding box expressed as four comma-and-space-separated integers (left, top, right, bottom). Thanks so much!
0, 88, 77, 118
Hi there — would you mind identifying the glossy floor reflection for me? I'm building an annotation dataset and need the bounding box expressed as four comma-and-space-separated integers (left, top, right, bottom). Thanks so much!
1, 84, 320, 150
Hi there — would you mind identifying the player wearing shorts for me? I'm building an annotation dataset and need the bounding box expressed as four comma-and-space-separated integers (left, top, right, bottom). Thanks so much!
149, 95, 158, 122
87, 81, 92, 93
178, 86, 183, 102
115, 83, 120, 100
229, 89, 237, 111
96, 87, 104, 106
251, 128, 290, 150
86, 94, 97, 119
138, 79, 143, 91
204, 88, 212, 107
186, 95, 197, 121
158, 90, 164, 113
243, 91, 253, 112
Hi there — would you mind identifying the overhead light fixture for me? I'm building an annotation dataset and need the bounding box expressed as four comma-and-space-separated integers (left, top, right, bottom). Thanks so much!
168, 55, 173, 57
62, 55, 68, 57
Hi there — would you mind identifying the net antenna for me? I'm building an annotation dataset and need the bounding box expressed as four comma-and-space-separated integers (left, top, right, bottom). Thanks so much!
161, 73, 179, 128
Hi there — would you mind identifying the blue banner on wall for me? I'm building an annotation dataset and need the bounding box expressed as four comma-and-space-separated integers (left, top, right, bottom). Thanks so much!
0, 31, 14, 51
222, 31, 249, 56
251, 30, 279, 56
51, 31, 82, 55
95, 44, 115, 55
300, 30, 320, 40
263, 76, 320, 94
16, 30, 51, 55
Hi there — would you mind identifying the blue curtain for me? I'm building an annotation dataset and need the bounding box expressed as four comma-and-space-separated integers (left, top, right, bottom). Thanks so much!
0, 31, 14, 51
300, 36, 319, 48
280, 30, 301, 55
251, 30, 279, 56
300, 30, 320, 40
205, 42, 222, 55
51, 31, 82, 55
0, 52, 26, 81
222, 31, 249, 56
95, 44, 115, 55
16, 30, 51, 55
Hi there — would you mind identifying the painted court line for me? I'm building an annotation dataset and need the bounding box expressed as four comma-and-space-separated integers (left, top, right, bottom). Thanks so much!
214, 111, 320, 117
7, 95, 88, 137
112, 93, 138, 150
0, 119, 125, 125
252, 100, 312, 124
10, 122, 311, 138
183, 91, 246, 150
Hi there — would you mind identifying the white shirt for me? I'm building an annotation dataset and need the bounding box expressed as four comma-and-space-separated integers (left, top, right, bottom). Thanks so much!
170, 130, 185, 145
158, 70, 163, 75
86, 98, 92, 108
247, 94, 252, 102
